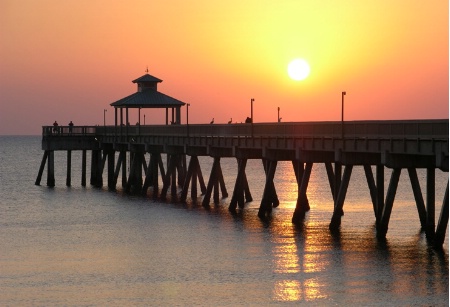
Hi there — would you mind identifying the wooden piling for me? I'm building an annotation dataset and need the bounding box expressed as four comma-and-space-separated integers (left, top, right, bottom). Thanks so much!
229, 158, 248, 211
81, 150, 86, 186
107, 150, 115, 189
35, 150, 49, 185
292, 162, 312, 224
324, 162, 335, 201
258, 160, 277, 219
66, 150, 72, 186
434, 181, 449, 247
181, 156, 205, 202
407, 168, 427, 228
121, 151, 127, 187
425, 167, 436, 239
202, 157, 227, 207
113, 151, 124, 189
329, 165, 353, 230
47, 150, 55, 187
363, 164, 377, 220
126, 148, 144, 194
376, 165, 384, 225
377, 168, 401, 238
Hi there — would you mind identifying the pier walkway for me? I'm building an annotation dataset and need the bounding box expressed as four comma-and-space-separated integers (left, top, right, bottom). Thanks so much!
36, 119, 449, 246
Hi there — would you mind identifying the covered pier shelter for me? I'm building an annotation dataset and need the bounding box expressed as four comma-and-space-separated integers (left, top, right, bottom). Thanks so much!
110, 73, 186, 134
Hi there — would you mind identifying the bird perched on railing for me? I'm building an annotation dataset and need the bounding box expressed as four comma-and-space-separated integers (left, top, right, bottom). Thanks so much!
228, 118, 232, 124
210, 118, 214, 124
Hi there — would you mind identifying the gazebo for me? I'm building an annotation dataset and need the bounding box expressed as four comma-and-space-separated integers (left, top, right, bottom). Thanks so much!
110, 72, 186, 128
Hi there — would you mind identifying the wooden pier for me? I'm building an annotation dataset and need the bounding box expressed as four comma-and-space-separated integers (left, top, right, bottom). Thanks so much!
36, 120, 449, 247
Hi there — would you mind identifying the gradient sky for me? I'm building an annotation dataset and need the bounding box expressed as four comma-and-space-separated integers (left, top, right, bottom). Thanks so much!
1, 0, 448, 135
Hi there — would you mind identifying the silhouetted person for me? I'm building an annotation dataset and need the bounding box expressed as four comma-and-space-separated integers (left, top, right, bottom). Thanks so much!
245, 117, 252, 123
68, 121, 74, 133
53, 121, 59, 133
210, 118, 214, 124
228, 118, 232, 124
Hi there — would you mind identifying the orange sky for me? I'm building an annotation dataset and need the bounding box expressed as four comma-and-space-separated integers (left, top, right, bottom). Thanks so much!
0, 0, 448, 134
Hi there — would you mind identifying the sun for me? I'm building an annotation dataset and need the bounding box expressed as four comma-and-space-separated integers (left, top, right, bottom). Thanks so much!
287, 59, 310, 81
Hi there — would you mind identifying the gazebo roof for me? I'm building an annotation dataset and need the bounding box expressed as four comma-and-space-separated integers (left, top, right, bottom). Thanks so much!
110, 89, 186, 108
132, 73, 162, 84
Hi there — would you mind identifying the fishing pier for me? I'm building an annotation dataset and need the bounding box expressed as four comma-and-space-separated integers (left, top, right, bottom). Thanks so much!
35, 73, 449, 247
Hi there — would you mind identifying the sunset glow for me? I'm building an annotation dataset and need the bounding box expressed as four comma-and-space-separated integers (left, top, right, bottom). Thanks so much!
0, 1, 448, 134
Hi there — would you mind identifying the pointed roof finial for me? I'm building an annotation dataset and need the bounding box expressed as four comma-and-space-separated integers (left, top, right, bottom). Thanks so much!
145, 66, 149, 73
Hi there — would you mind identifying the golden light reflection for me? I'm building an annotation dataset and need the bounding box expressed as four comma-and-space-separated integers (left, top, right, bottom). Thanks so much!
271, 221, 328, 302
272, 230, 300, 274
304, 278, 328, 301
273, 280, 302, 301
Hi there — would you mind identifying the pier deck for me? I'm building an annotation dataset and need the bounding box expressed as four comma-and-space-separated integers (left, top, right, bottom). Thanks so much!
36, 119, 449, 246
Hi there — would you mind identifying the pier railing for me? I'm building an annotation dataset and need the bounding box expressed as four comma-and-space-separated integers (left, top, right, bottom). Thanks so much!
43, 119, 449, 139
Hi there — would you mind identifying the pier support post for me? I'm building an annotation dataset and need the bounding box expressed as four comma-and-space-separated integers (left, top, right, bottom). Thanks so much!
35, 150, 49, 185
112, 151, 124, 189
258, 160, 278, 219
180, 156, 206, 202
202, 157, 228, 207
142, 153, 166, 198
126, 145, 145, 194
229, 158, 252, 211
66, 150, 72, 186
261, 159, 279, 207
90, 150, 103, 187
161, 154, 185, 199
407, 168, 427, 228
121, 151, 127, 187
325, 162, 336, 201
363, 165, 377, 217
292, 162, 312, 224
329, 165, 353, 230
47, 150, 55, 187
434, 181, 449, 247
334, 162, 343, 216
107, 149, 115, 189
377, 168, 401, 239
376, 165, 384, 225
81, 150, 86, 186
425, 167, 436, 240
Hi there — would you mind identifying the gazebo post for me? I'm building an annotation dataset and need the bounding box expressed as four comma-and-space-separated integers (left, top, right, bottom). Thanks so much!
166, 108, 169, 125
138, 108, 141, 135
120, 108, 123, 138
126, 108, 129, 136
114, 107, 117, 141
176, 106, 181, 124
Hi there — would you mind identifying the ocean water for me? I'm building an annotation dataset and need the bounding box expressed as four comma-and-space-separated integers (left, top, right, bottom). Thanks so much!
0, 135, 448, 306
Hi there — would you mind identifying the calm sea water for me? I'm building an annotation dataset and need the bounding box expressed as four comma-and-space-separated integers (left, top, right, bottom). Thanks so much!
1, 136, 448, 306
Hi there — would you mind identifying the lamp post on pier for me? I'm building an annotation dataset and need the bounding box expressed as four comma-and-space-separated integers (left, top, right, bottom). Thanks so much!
186, 103, 190, 137
103, 109, 107, 127
250, 98, 255, 137
341, 91, 346, 141
278, 107, 281, 123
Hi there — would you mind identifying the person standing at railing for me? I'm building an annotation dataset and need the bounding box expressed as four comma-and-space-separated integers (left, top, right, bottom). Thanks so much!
53, 121, 59, 134
68, 121, 74, 134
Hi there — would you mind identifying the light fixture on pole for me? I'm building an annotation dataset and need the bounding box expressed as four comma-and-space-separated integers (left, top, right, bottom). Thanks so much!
278, 107, 280, 123
103, 109, 107, 127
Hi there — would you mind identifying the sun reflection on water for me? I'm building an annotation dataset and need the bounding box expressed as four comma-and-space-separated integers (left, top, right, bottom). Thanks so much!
273, 279, 302, 301
271, 219, 328, 302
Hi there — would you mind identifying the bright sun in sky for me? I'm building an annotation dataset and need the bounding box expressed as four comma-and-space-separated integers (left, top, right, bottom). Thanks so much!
287, 59, 310, 81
